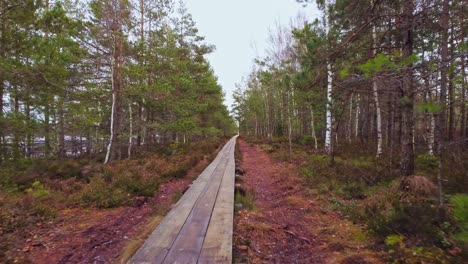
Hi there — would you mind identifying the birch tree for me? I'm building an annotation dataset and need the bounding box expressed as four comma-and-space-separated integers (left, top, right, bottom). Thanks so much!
371, 0, 382, 158
323, 0, 333, 154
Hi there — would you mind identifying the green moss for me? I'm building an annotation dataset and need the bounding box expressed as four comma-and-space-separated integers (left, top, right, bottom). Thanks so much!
235, 192, 255, 211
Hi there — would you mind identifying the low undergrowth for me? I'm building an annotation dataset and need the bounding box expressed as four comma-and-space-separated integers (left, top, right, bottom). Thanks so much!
247, 136, 467, 263
235, 191, 255, 211
0, 137, 225, 263
233, 139, 254, 211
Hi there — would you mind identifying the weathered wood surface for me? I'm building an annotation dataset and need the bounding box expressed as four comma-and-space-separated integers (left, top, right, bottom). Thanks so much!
128, 136, 237, 264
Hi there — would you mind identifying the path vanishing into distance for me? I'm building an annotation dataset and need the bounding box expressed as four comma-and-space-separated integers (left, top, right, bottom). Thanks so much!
128, 136, 238, 264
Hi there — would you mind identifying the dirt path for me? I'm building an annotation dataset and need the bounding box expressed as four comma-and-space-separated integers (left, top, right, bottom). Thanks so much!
233, 140, 384, 264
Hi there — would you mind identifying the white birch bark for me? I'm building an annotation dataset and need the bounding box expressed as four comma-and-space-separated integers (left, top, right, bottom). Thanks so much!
324, 0, 333, 154
127, 101, 133, 159
104, 85, 115, 164
325, 62, 333, 153
428, 115, 435, 155
355, 94, 360, 138
372, 24, 383, 158
104, 41, 116, 164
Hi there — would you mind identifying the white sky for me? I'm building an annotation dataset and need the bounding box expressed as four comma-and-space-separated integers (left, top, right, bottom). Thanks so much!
184, 0, 320, 111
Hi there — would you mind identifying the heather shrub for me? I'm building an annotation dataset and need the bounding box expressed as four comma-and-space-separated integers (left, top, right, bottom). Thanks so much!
79, 176, 128, 208
113, 171, 159, 197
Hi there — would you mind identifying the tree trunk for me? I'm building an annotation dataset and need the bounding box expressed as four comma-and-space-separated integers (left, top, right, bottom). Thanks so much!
142, 99, 147, 146
400, 0, 415, 176
435, 0, 450, 207
387, 96, 393, 147
388, 94, 396, 163
429, 115, 435, 155
26, 101, 32, 157
422, 48, 435, 156
325, 62, 333, 153
310, 107, 318, 150
447, 25, 455, 141
138, 0, 146, 148
0, 0, 6, 162
461, 45, 466, 144
12, 88, 20, 160
105, 67, 116, 163
105, 19, 124, 164
355, 94, 360, 139
137, 102, 142, 146
86, 130, 91, 156
44, 100, 52, 156
371, 22, 383, 158
287, 93, 293, 161
58, 96, 65, 158
324, 0, 333, 154
128, 101, 133, 159
461, 4, 467, 145
437, 0, 449, 150
348, 92, 353, 142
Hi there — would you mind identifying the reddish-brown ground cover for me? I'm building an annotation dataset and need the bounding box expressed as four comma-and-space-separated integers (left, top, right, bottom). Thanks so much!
233, 140, 385, 264
20, 158, 210, 264
13, 139, 386, 263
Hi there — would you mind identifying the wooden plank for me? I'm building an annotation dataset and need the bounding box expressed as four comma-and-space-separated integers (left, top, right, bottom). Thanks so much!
127, 139, 234, 264
198, 136, 237, 263
162, 138, 236, 264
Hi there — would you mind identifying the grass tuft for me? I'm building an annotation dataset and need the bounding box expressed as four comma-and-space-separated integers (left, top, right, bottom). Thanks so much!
235, 191, 255, 211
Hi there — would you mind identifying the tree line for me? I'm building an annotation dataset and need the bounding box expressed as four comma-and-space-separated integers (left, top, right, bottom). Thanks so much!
0, 0, 235, 163
232, 0, 466, 181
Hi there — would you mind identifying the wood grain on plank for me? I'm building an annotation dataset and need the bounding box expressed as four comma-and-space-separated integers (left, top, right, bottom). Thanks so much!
162, 137, 236, 263
162, 154, 230, 263
198, 137, 236, 263
127, 138, 234, 264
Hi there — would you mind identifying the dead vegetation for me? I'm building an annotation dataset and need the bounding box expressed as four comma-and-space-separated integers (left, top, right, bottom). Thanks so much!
242, 137, 467, 263
0, 137, 225, 263
398, 175, 436, 198
233, 139, 385, 264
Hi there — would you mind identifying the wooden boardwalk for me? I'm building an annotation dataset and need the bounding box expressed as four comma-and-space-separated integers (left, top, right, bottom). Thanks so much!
128, 136, 237, 264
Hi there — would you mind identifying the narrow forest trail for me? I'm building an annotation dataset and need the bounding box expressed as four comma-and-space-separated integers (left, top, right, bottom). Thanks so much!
233, 140, 385, 264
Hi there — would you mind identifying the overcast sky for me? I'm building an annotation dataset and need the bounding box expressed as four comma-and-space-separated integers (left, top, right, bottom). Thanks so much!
184, 0, 320, 111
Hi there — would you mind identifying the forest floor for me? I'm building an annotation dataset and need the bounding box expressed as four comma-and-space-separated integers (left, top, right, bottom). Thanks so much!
5, 138, 463, 263
10, 157, 212, 264
233, 140, 386, 264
